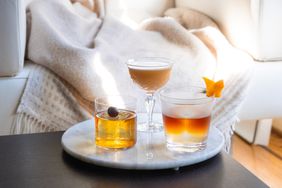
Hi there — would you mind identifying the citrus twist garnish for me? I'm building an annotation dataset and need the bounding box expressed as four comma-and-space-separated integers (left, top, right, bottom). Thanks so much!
203, 77, 224, 98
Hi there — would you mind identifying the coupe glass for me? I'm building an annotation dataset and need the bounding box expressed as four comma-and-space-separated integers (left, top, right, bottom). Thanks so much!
126, 57, 173, 132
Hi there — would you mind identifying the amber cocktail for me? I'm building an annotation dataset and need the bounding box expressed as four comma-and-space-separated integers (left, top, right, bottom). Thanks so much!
162, 115, 211, 137
95, 96, 137, 149
128, 65, 171, 93
160, 86, 214, 152
127, 57, 173, 132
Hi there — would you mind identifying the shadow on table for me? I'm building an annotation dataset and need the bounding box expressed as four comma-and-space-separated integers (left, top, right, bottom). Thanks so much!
61, 151, 224, 188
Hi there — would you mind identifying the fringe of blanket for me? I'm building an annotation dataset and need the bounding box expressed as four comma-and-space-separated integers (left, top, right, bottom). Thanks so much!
11, 113, 65, 134
220, 116, 240, 153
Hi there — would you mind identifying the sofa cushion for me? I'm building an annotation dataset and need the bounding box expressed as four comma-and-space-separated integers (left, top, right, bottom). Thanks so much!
175, 0, 282, 61
0, 62, 32, 135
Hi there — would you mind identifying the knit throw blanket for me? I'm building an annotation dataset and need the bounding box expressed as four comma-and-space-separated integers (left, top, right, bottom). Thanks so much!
12, 0, 253, 151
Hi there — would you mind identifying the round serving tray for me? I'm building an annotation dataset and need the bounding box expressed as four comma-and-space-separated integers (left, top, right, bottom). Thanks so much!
61, 117, 224, 170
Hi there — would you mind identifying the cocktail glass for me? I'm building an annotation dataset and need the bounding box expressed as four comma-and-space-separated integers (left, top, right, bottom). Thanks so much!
127, 57, 173, 132
160, 86, 214, 152
94, 95, 137, 149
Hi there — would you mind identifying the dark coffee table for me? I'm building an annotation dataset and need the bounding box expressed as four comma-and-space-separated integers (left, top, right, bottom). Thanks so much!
0, 132, 267, 188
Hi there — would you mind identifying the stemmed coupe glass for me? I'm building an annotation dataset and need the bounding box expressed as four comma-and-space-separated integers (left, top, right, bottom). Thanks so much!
126, 57, 173, 133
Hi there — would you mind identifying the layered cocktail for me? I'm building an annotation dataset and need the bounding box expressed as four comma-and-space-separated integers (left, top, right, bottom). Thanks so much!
160, 86, 214, 152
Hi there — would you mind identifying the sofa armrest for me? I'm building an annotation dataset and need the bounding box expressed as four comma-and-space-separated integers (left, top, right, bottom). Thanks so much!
0, 0, 26, 76
238, 61, 282, 120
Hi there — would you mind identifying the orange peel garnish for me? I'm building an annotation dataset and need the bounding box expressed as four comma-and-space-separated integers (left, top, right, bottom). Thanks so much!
203, 77, 224, 98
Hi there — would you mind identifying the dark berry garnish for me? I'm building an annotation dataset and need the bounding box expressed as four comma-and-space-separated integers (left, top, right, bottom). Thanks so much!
107, 107, 119, 118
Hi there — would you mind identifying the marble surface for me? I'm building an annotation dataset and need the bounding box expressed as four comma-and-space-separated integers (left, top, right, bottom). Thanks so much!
61, 115, 224, 170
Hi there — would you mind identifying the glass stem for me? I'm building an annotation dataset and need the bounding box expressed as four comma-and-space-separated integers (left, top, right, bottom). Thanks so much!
145, 93, 155, 129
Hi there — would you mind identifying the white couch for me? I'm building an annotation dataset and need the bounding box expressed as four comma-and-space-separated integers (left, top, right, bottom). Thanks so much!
1, 0, 282, 145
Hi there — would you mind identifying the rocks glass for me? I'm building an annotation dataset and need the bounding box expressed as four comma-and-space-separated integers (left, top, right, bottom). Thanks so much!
95, 95, 137, 149
160, 86, 214, 152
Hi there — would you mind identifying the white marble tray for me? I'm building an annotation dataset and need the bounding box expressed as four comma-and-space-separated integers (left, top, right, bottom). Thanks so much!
61, 118, 224, 170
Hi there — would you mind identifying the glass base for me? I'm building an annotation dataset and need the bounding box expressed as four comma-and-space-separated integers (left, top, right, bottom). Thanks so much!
138, 122, 163, 133
166, 142, 206, 153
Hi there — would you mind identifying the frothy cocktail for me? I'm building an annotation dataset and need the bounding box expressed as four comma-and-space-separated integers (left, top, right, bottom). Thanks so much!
126, 57, 173, 133
128, 64, 171, 93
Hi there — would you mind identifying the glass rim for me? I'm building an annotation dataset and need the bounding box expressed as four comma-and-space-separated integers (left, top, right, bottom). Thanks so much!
126, 57, 174, 68
95, 95, 137, 106
160, 86, 213, 105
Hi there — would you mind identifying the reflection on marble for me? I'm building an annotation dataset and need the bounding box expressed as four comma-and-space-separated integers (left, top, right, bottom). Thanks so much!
61, 115, 224, 170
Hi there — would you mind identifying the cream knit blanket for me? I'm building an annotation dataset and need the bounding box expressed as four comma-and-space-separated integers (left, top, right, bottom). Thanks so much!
12, 0, 253, 151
